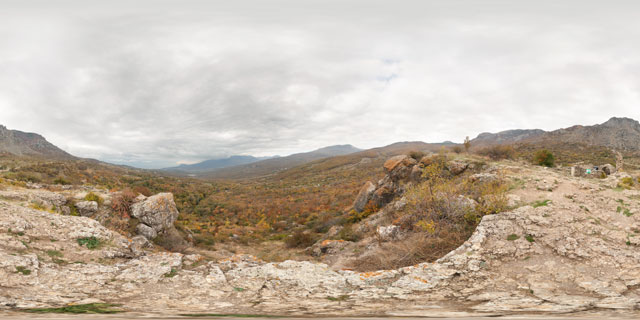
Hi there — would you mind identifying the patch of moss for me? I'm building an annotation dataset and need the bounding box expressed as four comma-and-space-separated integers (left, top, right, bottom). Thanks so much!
46, 250, 63, 257
164, 268, 178, 278
326, 295, 350, 302
77, 237, 101, 249
15, 266, 31, 275
25, 303, 122, 314
525, 235, 535, 243
532, 200, 551, 208
506, 234, 519, 241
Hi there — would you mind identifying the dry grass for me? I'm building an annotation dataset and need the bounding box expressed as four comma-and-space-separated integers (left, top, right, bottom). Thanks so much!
348, 231, 470, 271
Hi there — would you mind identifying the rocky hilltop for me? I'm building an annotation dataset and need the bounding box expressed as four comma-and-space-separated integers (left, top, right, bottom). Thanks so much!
2, 155, 640, 316
0, 125, 73, 159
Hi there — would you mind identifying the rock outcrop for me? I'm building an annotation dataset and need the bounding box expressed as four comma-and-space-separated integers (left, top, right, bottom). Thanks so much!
131, 193, 179, 240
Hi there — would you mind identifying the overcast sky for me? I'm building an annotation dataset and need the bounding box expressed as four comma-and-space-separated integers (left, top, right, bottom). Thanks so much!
1, 0, 639, 168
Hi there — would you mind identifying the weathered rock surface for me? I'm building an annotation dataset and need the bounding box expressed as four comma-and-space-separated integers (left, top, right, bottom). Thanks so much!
75, 200, 98, 217
131, 193, 179, 238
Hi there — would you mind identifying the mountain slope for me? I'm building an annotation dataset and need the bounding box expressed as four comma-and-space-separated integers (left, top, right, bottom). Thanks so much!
162, 155, 272, 174
471, 129, 546, 147
471, 117, 640, 151
203, 144, 362, 179
0, 125, 73, 159
537, 117, 640, 151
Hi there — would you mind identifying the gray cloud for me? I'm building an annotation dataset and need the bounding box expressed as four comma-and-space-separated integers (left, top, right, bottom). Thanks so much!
1, 0, 640, 168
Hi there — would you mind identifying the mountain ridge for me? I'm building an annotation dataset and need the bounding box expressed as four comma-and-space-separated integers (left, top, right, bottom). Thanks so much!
470, 117, 640, 151
0, 125, 73, 159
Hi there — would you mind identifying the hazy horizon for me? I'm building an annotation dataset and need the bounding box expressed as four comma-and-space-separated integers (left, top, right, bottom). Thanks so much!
2, 0, 640, 168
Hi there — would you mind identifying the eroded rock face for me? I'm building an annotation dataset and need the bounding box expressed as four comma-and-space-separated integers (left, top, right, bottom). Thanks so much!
352, 181, 376, 213
131, 193, 179, 234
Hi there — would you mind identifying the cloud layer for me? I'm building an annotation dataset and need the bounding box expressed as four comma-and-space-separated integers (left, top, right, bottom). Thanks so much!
2, 0, 640, 168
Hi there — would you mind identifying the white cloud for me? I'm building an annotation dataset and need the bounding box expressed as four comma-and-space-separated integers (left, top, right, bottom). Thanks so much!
1, 0, 640, 168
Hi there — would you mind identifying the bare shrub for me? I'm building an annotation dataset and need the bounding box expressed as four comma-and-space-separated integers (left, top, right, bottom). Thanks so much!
451, 145, 464, 154
132, 186, 152, 197
285, 231, 317, 248
348, 231, 470, 271
477, 145, 515, 160
408, 150, 426, 161
111, 189, 137, 218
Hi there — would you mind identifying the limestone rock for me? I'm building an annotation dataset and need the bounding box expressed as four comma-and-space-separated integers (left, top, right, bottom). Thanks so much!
136, 223, 157, 240
376, 225, 400, 241
311, 239, 351, 256
469, 173, 498, 183
131, 193, 179, 233
75, 200, 98, 217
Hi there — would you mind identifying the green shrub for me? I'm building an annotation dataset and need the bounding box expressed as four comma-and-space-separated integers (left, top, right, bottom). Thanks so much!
84, 192, 103, 205
77, 237, 100, 249
15, 266, 31, 275
532, 199, 551, 208
533, 149, 555, 167
506, 234, 519, 241
408, 150, 426, 161
53, 177, 71, 185
25, 303, 122, 314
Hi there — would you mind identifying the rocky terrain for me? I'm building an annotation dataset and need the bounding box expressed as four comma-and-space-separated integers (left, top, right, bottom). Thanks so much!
2, 156, 640, 317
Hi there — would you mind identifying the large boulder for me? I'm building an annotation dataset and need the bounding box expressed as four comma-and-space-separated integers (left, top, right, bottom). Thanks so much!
353, 181, 376, 213
131, 193, 179, 233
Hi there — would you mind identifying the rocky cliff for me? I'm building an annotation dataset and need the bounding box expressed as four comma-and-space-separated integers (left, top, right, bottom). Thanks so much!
0, 125, 73, 159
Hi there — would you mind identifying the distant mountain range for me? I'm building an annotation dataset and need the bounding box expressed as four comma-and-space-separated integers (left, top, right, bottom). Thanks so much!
0, 125, 73, 159
201, 144, 362, 179
162, 155, 275, 174
3, 117, 640, 179
471, 117, 640, 151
